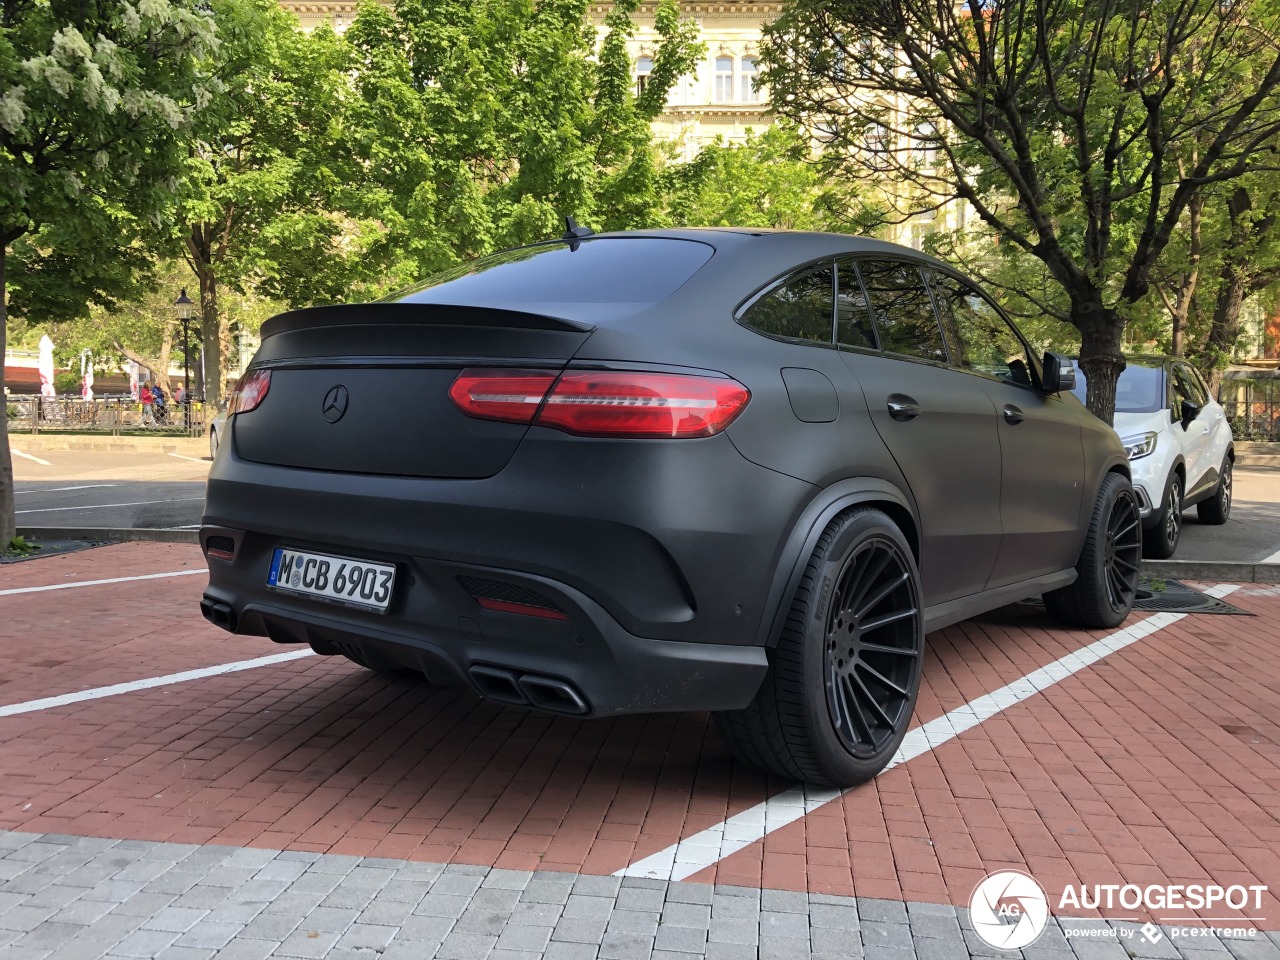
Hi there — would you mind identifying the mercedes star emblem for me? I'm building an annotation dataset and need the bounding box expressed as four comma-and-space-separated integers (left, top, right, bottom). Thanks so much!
322, 385, 350, 423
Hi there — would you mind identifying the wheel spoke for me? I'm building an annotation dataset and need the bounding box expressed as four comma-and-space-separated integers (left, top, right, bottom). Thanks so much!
861, 640, 918, 658
853, 673, 895, 729
1114, 555, 1139, 574
860, 609, 916, 633
846, 550, 892, 615
843, 676, 874, 744
1112, 517, 1139, 540
855, 571, 910, 620
857, 661, 909, 697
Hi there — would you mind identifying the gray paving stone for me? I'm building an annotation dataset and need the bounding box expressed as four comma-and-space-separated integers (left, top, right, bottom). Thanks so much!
320, 885, 381, 911
304, 856, 363, 877
510, 900, 564, 926
542, 942, 600, 960
858, 896, 910, 923
554, 916, 609, 944
489, 951, 542, 960
222, 850, 276, 870
391, 861, 446, 883
12, 919, 81, 950
480, 870, 533, 892
143, 906, 211, 933
52, 898, 116, 926
113, 892, 179, 917
714, 884, 761, 901
660, 900, 711, 928
811, 901, 860, 929
25, 880, 90, 908
614, 886, 665, 913
761, 888, 810, 914
758, 934, 815, 959
236, 911, 301, 941
251, 859, 308, 883
521, 879, 574, 906
82, 910, 148, 940
395, 912, 454, 944
598, 929, 655, 960
572, 875, 621, 898
1225, 941, 1280, 960
563, 894, 615, 920
0, 903, 56, 931
605, 909, 660, 936
910, 912, 963, 940
433, 873, 486, 898
760, 908, 811, 939
711, 894, 759, 920
341, 867, 395, 890
435, 929, 498, 959
112, 927, 183, 957
375, 878, 430, 903
414, 893, 473, 919
174, 919, 243, 950
334, 922, 397, 951
860, 918, 915, 951
665, 883, 714, 906
272, 928, 343, 959
355, 898, 415, 927
1068, 938, 1133, 960
652, 925, 709, 955
708, 916, 758, 945
914, 934, 975, 960
209, 937, 277, 960
495, 923, 554, 953
43, 937, 111, 960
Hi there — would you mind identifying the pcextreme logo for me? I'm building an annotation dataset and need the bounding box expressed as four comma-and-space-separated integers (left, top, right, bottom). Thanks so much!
969, 871, 1050, 950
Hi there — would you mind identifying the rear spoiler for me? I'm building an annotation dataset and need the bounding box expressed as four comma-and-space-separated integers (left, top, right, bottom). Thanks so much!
260, 302, 596, 339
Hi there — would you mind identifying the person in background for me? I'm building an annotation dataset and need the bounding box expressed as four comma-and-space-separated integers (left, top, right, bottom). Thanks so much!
140, 383, 154, 426
174, 384, 186, 405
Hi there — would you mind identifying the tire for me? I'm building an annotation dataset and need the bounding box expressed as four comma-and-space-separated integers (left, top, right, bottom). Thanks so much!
1196, 457, 1232, 525
713, 508, 924, 787
209, 426, 220, 460
1044, 472, 1142, 629
1142, 471, 1182, 559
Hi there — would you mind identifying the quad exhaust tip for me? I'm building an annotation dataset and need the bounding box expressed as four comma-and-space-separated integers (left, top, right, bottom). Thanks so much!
468, 665, 589, 715
200, 597, 237, 632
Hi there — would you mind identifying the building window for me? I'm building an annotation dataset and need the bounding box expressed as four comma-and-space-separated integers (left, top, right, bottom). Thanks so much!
715, 56, 734, 102
740, 57, 759, 102
635, 57, 653, 97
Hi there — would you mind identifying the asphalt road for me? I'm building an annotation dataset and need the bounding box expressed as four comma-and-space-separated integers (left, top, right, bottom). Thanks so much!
11, 447, 1280, 562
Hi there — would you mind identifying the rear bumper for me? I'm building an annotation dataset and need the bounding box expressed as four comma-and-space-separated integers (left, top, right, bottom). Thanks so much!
199, 528, 768, 716
199, 425, 814, 716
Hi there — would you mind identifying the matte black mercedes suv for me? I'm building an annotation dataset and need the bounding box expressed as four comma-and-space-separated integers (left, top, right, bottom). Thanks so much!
199, 229, 1137, 787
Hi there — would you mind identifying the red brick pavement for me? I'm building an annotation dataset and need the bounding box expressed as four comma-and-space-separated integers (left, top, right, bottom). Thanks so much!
2, 544, 1277, 929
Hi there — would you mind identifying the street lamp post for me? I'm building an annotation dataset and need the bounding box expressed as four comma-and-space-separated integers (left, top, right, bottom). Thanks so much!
175, 289, 196, 431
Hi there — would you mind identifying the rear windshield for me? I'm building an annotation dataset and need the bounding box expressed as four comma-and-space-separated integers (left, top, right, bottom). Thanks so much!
396, 238, 714, 305
1071, 363, 1165, 413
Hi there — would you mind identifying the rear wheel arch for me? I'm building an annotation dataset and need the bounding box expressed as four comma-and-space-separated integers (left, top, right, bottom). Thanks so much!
757, 479, 919, 649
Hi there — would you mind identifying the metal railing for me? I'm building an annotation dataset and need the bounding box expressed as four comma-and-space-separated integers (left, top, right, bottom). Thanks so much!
4, 395, 207, 437
1222, 399, 1280, 441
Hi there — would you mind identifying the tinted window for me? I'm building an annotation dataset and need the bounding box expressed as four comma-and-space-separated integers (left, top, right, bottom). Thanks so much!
858, 259, 947, 362
397, 238, 714, 304
1070, 364, 1165, 413
929, 270, 1033, 386
835, 259, 877, 350
739, 264, 835, 344
1174, 363, 1209, 406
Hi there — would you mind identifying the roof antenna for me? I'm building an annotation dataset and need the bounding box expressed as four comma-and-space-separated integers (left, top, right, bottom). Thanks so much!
562, 215, 595, 250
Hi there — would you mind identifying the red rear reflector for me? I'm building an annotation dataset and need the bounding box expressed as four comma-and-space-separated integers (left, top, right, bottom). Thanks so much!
536, 371, 750, 438
449, 369, 558, 424
475, 597, 571, 620
228, 368, 271, 416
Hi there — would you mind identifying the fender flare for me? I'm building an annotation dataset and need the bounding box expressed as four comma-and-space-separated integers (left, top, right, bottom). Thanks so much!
754, 478, 920, 648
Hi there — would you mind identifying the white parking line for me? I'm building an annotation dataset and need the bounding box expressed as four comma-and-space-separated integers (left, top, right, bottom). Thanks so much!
15, 484, 120, 494
616, 584, 1242, 882
11, 450, 51, 466
1262, 546, 1280, 564
16, 497, 203, 515
168, 453, 207, 463
0, 650, 316, 718
0, 569, 205, 596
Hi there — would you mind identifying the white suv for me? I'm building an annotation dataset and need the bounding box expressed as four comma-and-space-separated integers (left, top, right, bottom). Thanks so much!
1072, 356, 1234, 558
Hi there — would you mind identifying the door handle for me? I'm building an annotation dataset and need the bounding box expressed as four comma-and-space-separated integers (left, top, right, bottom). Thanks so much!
1002, 404, 1024, 425
886, 396, 920, 421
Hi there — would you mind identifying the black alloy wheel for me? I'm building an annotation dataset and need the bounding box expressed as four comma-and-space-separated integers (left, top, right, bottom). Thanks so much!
823, 538, 920, 759
1143, 474, 1181, 559
1197, 457, 1232, 524
1045, 472, 1142, 628
714, 508, 924, 787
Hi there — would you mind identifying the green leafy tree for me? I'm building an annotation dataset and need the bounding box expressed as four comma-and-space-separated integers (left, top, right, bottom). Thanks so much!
0, 0, 216, 545
341, 0, 702, 280
667, 122, 880, 232
175, 0, 374, 411
762, 0, 1280, 424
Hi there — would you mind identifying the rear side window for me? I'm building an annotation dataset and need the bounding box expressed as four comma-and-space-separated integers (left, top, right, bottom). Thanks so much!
858, 259, 948, 362
739, 264, 835, 344
396, 238, 715, 304
835, 259, 878, 350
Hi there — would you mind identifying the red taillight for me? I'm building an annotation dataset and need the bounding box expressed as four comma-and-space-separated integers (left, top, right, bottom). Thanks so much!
449, 369, 558, 424
475, 597, 571, 620
538, 371, 750, 438
228, 368, 271, 415
450, 368, 750, 438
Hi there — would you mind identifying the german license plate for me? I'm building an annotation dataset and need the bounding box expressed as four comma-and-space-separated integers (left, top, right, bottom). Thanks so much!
267, 547, 396, 613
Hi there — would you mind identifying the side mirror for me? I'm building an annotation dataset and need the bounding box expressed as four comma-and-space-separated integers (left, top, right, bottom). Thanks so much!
1042, 351, 1076, 394
1180, 399, 1202, 427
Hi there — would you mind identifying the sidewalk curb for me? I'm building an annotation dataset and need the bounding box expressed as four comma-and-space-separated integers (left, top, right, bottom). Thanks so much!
16, 527, 199, 545
1143, 559, 1280, 583
9, 434, 208, 456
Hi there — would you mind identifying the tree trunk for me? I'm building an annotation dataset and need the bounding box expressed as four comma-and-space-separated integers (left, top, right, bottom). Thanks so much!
1073, 299, 1126, 426
197, 265, 224, 411
0, 242, 16, 546
1200, 266, 1248, 398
